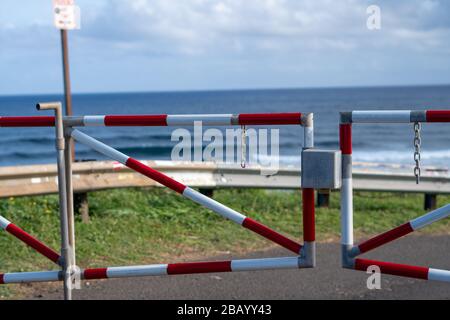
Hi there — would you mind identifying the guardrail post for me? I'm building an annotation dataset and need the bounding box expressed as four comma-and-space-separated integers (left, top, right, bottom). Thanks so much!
74, 192, 90, 223
317, 189, 330, 208
424, 193, 437, 210
199, 188, 214, 198
37, 102, 74, 300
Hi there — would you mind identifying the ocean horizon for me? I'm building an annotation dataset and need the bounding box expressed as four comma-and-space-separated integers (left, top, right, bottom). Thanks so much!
1, 84, 450, 168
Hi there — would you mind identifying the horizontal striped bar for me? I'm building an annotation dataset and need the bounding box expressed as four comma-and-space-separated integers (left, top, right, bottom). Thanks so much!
93, 113, 303, 126
351, 111, 411, 123
354, 259, 450, 282
83, 115, 106, 126
231, 256, 300, 271
167, 261, 232, 275
107, 264, 167, 278
0, 270, 60, 284
347, 110, 450, 123
0, 215, 60, 264
105, 115, 167, 126
0, 116, 55, 127
0, 113, 304, 127
426, 110, 450, 122
238, 113, 302, 125
166, 114, 232, 126
71, 129, 302, 253
0, 257, 301, 284
84, 268, 107, 280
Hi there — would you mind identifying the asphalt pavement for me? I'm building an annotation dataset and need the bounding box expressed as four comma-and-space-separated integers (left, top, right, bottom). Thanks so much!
31, 235, 450, 300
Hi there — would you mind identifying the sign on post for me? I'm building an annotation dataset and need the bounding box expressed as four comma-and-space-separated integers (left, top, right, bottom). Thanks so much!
53, 0, 80, 30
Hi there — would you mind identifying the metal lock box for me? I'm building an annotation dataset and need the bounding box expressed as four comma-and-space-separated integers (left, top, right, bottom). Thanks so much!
301, 149, 342, 189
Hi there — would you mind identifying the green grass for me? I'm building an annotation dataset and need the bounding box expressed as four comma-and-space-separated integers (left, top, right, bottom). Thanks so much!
1, 188, 450, 298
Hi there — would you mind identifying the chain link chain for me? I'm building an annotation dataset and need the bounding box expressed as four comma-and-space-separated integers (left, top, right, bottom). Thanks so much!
413, 122, 421, 184
241, 125, 247, 168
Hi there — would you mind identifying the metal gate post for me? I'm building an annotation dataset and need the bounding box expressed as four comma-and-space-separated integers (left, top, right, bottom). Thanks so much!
301, 113, 315, 267
64, 134, 76, 266
339, 112, 354, 269
37, 102, 73, 300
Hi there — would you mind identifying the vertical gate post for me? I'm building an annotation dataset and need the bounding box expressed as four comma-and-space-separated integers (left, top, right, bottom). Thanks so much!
301, 113, 315, 267
37, 102, 74, 300
64, 135, 77, 263
340, 113, 354, 268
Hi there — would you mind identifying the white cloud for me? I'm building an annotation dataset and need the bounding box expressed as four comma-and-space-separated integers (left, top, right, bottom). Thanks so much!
1, 0, 450, 94
72, 0, 450, 57
2, 0, 449, 57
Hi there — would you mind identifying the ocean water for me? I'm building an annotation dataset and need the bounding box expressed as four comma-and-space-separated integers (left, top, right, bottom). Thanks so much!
0, 85, 450, 168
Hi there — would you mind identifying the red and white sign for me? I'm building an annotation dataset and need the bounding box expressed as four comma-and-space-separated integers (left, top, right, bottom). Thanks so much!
53, 0, 80, 30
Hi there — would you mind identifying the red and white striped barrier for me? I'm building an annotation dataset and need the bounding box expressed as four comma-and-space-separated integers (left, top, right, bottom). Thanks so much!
0, 215, 60, 264
350, 204, 450, 257
0, 256, 302, 284
0, 112, 305, 127
340, 110, 450, 282
0, 116, 55, 127
4, 110, 450, 127
354, 259, 450, 282
69, 129, 303, 254
0, 109, 315, 298
348, 110, 450, 123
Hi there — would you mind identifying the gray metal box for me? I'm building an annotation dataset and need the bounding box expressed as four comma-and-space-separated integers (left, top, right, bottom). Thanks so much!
301, 149, 342, 189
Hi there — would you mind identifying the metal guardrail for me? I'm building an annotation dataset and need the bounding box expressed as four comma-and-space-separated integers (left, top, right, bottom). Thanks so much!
351, 162, 450, 194
0, 160, 449, 198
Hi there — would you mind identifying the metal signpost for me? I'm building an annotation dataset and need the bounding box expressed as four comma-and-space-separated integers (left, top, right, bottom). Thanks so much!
53, 0, 79, 158
53, 0, 80, 299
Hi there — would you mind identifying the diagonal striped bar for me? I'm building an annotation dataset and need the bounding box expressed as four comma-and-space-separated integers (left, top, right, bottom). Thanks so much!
0, 215, 60, 264
70, 129, 302, 254
351, 204, 450, 257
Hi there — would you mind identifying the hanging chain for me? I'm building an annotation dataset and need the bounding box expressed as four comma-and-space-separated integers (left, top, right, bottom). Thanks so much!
241, 125, 247, 168
413, 122, 422, 184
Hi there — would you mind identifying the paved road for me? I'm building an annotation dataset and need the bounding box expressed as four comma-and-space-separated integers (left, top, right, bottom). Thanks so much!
33, 235, 450, 300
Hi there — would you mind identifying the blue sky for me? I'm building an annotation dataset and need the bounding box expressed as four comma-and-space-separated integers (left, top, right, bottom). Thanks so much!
1, 0, 450, 95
